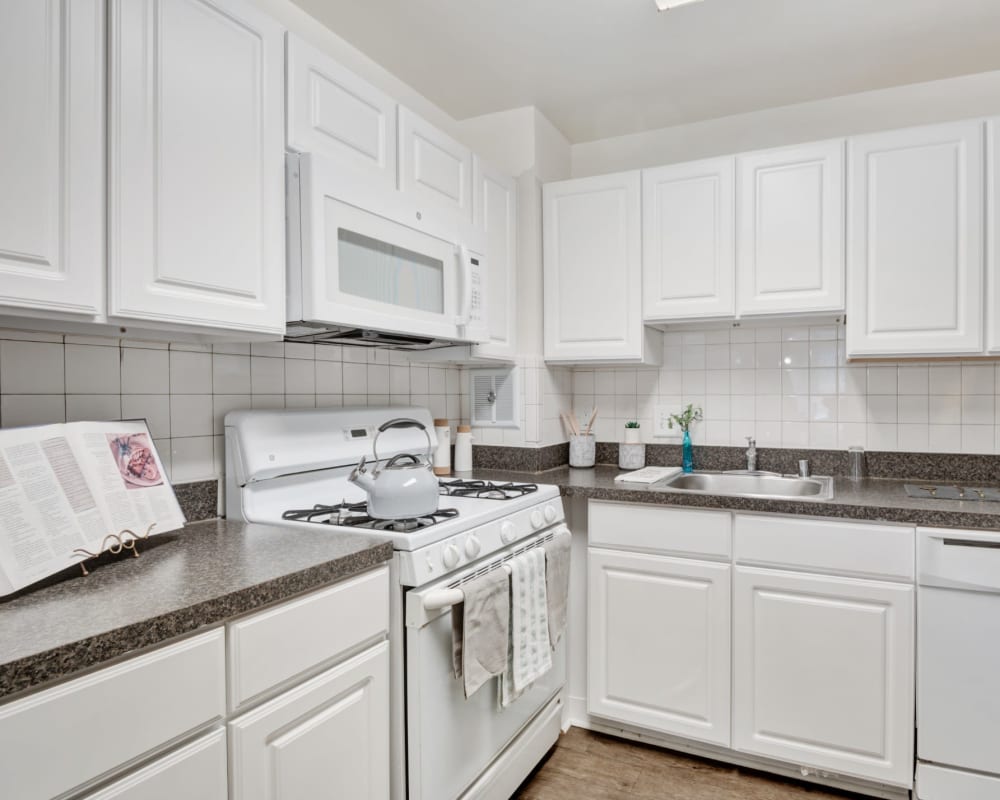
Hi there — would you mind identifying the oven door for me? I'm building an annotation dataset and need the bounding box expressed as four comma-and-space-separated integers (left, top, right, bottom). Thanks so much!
405, 548, 567, 800
292, 152, 488, 343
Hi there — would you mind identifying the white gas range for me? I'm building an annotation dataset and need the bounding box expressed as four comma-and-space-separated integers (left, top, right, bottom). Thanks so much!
224, 406, 568, 800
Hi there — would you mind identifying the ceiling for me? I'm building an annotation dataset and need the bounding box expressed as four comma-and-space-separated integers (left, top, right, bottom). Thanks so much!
291, 0, 1000, 144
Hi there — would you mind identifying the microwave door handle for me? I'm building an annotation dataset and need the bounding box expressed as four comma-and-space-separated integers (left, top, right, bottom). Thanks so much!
456, 244, 473, 327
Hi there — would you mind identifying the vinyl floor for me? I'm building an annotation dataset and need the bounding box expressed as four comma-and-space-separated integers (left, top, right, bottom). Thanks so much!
511, 727, 873, 799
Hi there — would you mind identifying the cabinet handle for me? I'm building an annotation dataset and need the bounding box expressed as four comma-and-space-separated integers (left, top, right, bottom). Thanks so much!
942, 538, 1000, 549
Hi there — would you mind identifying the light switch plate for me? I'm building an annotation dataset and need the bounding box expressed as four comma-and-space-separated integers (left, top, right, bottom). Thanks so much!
654, 405, 682, 439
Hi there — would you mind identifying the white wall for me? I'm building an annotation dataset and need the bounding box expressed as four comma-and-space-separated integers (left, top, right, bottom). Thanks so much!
571, 69, 1000, 177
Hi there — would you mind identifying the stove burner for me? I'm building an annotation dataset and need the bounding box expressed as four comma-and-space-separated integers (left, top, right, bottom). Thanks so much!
439, 479, 539, 500
282, 501, 459, 531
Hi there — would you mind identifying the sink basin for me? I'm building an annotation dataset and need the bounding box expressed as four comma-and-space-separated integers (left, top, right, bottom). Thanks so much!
659, 471, 834, 501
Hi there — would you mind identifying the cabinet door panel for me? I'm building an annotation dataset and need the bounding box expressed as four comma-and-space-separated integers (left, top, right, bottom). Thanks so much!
0, 0, 103, 316
544, 172, 647, 362
109, 0, 285, 334
847, 121, 984, 356
398, 107, 472, 222
472, 157, 517, 359
286, 34, 396, 192
733, 567, 914, 787
588, 548, 731, 745
738, 140, 845, 315
229, 642, 389, 800
643, 158, 735, 320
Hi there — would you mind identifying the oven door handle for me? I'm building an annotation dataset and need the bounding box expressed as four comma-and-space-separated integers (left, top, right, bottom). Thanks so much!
408, 563, 515, 628
423, 588, 465, 611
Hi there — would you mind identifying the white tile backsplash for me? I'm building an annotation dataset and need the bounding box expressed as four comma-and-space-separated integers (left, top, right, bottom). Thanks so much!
571, 323, 1000, 454
0, 330, 467, 484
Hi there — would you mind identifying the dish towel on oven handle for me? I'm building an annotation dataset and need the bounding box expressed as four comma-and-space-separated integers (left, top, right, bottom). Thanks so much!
500, 547, 552, 708
544, 528, 571, 648
451, 567, 510, 699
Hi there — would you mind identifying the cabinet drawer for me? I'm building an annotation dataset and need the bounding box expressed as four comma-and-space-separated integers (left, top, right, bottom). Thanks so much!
228, 566, 389, 708
80, 729, 227, 799
0, 629, 225, 800
590, 501, 731, 559
917, 762, 1000, 799
735, 514, 914, 580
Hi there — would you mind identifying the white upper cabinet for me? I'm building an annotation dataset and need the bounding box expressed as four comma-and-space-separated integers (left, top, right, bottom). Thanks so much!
544, 172, 659, 364
398, 107, 473, 226
988, 119, 1000, 354
286, 34, 396, 193
108, 0, 285, 335
472, 157, 517, 360
0, 0, 104, 318
642, 158, 736, 321
847, 120, 985, 357
737, 140, 845, 316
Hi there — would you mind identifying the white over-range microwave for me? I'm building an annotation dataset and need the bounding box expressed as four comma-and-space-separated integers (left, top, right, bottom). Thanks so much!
286, 152, 489, 349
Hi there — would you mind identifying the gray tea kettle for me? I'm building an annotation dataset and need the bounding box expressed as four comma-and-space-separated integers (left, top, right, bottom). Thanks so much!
348, 418, 440, 519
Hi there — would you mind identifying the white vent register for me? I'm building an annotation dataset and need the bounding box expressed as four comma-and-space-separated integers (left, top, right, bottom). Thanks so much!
469, 368, 519, 428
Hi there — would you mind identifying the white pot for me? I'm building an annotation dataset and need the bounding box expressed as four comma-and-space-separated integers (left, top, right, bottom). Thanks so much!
623, 428, 642, 445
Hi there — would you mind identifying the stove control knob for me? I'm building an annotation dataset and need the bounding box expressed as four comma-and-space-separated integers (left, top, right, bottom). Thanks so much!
500, 521, 516, 544
465, 535, 481, 559
544, 505, 558, 524
443, 544, 461, 570
530, 509, 544, 529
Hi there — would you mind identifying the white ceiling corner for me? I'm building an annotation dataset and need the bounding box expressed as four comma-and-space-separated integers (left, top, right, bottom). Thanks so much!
290, 0, 1000, 144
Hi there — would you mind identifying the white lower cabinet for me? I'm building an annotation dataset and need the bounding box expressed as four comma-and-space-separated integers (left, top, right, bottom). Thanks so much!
733, 566, 915, 787
229, 641, 390, 800
81, 729, 227, 800
588, 548, 731, 746
0, 570, 390, 800
586, 503, 916, 793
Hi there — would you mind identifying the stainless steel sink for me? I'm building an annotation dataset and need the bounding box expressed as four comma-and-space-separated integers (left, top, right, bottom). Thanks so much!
659, 470, 834, 500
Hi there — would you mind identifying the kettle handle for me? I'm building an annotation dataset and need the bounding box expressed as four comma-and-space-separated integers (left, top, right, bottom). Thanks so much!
378, 418, 427, 433
372, 417, 433, 465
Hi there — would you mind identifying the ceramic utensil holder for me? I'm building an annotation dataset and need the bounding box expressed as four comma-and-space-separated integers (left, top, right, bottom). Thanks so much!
619, 443, 646, 470
569, 433, 596, 468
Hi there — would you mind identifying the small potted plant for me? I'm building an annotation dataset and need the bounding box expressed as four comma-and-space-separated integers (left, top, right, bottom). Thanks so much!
619, 421, 645, 470
668, 404, 703, 474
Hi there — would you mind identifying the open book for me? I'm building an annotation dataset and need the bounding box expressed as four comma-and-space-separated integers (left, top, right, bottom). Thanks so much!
0, 420, 185, 597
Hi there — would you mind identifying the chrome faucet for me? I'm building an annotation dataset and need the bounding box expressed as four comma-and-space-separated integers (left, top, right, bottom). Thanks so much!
745, 437, 757, 472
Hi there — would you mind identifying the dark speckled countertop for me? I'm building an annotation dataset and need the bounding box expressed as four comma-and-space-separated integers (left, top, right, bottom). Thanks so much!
477, 465, 1000, 531
0, 519, 392, 701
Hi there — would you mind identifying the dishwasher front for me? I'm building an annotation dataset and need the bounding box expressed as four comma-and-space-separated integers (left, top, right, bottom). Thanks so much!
916, 527, 1000, 799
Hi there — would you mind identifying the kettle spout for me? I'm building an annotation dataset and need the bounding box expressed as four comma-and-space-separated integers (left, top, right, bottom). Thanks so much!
348, 456, 375, 490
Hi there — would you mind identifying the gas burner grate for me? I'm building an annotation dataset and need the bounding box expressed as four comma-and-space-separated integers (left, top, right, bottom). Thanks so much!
281, 501, 368, 524
439, 479, 539, 500
281, 501, 459, 531
341, 507, 460, 532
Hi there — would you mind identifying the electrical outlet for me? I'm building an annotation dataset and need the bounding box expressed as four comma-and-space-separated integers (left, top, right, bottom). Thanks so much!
653, 405, 681, 439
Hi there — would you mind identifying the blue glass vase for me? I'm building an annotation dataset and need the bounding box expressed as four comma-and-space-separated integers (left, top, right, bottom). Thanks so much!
682, 429, 694, 473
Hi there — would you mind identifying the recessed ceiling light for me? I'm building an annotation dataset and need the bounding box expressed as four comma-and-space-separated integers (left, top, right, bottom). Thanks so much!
655, 0, 705, 10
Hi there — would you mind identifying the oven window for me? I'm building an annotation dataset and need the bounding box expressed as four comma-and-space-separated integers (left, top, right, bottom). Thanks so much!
337, 228, 445, 313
